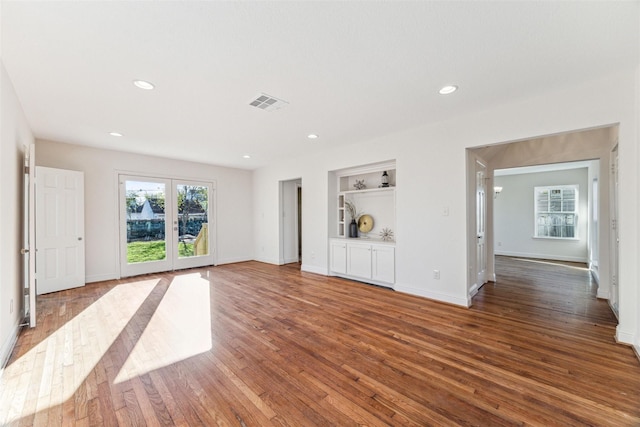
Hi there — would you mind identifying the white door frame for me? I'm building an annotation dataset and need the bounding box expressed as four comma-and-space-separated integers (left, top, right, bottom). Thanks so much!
475, 160, 488, 290
609, 144, 619, 315
23, 144, 36, 326
279, 178, 302, 265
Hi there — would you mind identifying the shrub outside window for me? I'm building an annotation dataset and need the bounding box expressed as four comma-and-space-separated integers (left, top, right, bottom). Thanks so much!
534, 185, 578, 239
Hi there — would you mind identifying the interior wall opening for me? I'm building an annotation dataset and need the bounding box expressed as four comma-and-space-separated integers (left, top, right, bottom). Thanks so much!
466, 125, 619, 316
279, 178, 302, 267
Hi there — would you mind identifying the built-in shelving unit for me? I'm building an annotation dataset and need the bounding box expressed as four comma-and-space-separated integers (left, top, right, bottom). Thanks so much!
329, 160, 397, 288
335, 163, 396, 239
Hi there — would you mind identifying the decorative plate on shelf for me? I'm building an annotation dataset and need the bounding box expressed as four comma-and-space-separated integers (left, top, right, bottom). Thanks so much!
358, 214, 374, 233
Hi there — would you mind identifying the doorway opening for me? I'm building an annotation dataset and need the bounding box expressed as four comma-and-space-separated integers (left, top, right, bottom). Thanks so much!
279, 178, 302, 266
466, 125, 618, 314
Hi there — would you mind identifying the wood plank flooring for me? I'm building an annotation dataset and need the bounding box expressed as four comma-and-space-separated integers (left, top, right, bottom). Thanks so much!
2, 256, 639, 426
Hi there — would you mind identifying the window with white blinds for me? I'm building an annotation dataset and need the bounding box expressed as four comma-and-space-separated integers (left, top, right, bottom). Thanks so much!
534, 185, 578, 239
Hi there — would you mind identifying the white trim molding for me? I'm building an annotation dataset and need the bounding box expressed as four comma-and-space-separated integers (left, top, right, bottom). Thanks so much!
395, 283, 469, 307
301, 264, 328, 276
615, 325, 635, 346
0, 319, 21, 378
495, 250, 588, 264
217, 257, 254, 265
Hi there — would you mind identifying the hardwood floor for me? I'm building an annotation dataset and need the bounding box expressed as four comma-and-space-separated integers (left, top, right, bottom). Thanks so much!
2, 256, 639, 426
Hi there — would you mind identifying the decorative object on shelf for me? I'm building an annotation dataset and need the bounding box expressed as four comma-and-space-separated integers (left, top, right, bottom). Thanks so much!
380, 228, 394, 241
358, 214, 374, 234
381, 171, 389, 187
349, 219, 358, 238
345, 200, 363, 238
344, 200, 361, 220
353, 179, 366, 190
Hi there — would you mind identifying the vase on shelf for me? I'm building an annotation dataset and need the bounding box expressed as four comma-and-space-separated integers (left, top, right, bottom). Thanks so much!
349, 219, 358, 238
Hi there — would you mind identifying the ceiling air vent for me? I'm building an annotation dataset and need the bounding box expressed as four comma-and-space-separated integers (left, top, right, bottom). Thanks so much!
249, 93, 289, 111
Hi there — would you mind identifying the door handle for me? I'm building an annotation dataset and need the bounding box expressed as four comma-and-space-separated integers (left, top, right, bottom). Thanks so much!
20, 248, 29, 254
78, 237, 83, 241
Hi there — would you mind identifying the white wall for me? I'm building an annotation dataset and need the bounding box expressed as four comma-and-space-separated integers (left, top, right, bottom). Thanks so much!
494, 167, 590, 263
253, 68, 640, 348
36, 140, 254, 282
0, 61, 35, 368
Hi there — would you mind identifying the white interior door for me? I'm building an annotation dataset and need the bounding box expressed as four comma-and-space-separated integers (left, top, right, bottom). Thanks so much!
476, 161, 487, 287
35, 167, 85, 295
23, 145, 36, 326
120, 175, 214, 277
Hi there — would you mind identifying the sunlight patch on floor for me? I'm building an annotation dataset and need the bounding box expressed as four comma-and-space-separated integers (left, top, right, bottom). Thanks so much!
114, 273, 212, 383
0, 279, 158, 425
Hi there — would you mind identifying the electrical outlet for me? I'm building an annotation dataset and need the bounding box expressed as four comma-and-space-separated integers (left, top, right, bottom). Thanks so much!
10, 299, 14, 314
498, 241, 502, 246
311, 251, 316, 259
433, 270, 440, 280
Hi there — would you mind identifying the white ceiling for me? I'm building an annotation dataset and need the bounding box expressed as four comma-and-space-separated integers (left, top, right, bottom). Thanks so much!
1, 1, 638, 170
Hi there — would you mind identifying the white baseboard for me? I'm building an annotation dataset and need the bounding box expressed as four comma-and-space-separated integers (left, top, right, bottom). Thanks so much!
494, 250, 587, 263
86, 273, 118, 284
469, 283, 479, 298
616, 325, 635, 346
596, 288, 610, 300
394, 282, 469, 307
0, 318, 21, 378
283, 257, 300, 265
301, 264, 327, 275
216, 256, 254, 265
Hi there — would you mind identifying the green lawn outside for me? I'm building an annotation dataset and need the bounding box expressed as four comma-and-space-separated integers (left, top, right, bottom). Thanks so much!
127, 240, 194, 263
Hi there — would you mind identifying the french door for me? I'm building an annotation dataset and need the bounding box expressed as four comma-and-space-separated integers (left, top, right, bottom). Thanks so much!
119, 175, 214, 277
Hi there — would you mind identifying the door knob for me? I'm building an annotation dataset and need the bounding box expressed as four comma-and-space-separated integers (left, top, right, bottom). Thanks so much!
20, 248, 29, 254
78, 237, 83, 241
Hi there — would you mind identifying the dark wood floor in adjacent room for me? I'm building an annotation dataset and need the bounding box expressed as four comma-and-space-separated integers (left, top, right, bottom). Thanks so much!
2, 256, 639, 426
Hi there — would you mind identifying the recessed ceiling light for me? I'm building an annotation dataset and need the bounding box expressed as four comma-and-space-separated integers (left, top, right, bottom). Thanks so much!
109, 132, 123, 137
243, 155, 251, 159
307, 134, 319, 139
439, 85, 458, 95
133, 80, 155, 90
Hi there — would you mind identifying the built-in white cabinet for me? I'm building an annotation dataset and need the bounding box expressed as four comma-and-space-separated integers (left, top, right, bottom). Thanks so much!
372, 244, 395, 284
347, 243, 373, 278
329, 240, 347, 274
330, 238, 395, 288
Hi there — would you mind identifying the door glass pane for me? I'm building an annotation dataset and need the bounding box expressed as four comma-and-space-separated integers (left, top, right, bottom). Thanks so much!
176, 184, 209, 258
125, 180, 166, 263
